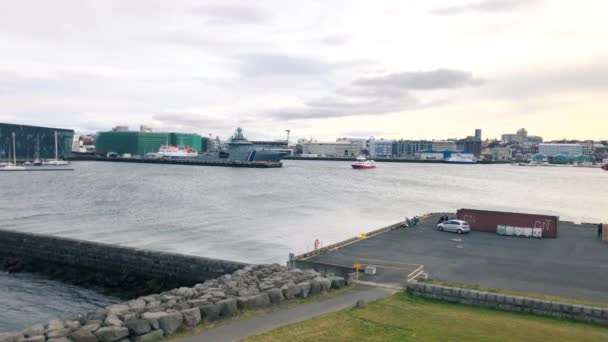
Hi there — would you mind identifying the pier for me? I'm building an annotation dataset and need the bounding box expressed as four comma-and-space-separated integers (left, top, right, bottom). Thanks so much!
69, 155, 283, 168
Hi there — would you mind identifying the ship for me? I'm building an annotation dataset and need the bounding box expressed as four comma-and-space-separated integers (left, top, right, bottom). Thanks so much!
445, 154, 477, 164
351, 156, 376, 169
157, 145, 199, 159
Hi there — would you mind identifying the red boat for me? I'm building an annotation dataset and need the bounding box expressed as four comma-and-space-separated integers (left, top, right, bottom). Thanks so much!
352, 156, 376, 169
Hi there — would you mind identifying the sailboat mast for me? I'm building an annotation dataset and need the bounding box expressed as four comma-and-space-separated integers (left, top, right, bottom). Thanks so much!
55, 131, 59, 160
12, 132, 17, 165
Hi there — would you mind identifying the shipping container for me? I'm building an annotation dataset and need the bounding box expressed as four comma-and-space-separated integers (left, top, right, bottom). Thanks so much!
456, 208, 559, 238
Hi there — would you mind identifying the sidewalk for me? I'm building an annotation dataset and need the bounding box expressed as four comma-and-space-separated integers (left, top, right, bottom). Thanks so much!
180, 285, 397, 342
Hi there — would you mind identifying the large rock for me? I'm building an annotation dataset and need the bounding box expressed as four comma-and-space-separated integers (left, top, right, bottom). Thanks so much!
186, 299, 208, 308
70, 329, 99, 342
217, 298, 237, 318
94, 327, 129, 342
309, 279, 321, 295
107, 305, 130, 317
65, 321, 81, 330
176, 287, 195, 299
104, 315, 123, 327
181, 308, 201, 327
131, 330, 164, 342
200, 304, 220, 321
127, 299, 146, 314
21, 325, 44, 338
125, 319, 151, 336
48, 338, 72, 342
236, 296, 254, 310
281, 283, 298, 300
314, 277, 332, 292
158, 311, 183, 335
0, 333, 23, 342
266, 288, 284, 304
141, 312, 167, 330
46, 320, 65, 332
17, 336, 44, 342
79, 324, 100, 333
46, 329, 71, 339
328, 276, 346, 289
296, 282, 310, 298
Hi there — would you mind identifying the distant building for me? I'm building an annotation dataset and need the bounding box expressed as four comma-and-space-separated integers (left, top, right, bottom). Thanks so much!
368, 139, 393, 158
96, 129, 208, 156
112, 125, 129, 132
580, 141, 595, 157
432, 141, 457, 151
501, 128, 541, 144
0, 123, 74, 161
538, 143, 582, 157
490, 146, 512, 161
393, 140, 433, 158
336, 138, 367, 151
301, 141, 360, 157
415, 151, 445, 160
139, 125, 152, 133
475, 129, 482, 140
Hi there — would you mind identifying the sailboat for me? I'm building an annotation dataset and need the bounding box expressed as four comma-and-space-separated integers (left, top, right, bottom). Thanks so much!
1, 132, 26, 171
43, 131, 69, 166
33, 135, 42, 166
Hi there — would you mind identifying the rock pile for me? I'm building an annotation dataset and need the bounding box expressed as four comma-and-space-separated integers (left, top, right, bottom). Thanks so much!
0, 264, 350, 342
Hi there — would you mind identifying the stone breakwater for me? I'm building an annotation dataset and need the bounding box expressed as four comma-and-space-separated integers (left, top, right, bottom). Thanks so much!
0, 264, 351, 342
407, 282, 608, 325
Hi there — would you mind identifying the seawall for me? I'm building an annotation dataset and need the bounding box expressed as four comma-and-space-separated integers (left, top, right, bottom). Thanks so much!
0, 229, 247, 297
69, 155, 282, 168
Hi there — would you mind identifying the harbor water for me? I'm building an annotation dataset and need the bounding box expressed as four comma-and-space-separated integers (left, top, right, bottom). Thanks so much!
1, 160, 607, 330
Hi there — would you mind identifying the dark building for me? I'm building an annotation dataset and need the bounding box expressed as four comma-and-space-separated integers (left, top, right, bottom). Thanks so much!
464, 138, 482, 157
0, 123, 74, 161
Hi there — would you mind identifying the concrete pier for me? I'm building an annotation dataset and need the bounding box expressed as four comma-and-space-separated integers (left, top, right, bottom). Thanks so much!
69, 155, 283, 168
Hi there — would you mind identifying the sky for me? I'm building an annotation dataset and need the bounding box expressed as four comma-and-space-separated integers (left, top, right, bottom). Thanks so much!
0, 0, 607, 142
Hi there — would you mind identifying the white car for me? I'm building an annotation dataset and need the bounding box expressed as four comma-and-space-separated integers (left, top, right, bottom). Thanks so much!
437, 220, 471, 234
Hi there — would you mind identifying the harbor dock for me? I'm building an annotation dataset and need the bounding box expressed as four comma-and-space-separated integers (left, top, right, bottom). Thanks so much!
296, 212, 608, 302
70, 155, 283, 168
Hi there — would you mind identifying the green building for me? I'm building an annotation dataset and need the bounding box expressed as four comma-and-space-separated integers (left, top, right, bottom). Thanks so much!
95, 130, 208, 156
0, 123, 74, 161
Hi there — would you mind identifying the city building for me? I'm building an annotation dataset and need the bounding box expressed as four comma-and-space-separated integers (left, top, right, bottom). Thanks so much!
0, 123, 74, 161
432, 141, 457, 151
301, 141, 360, 157
336, 138, 367, 152
538, 143, 583, 157
95, 128, 208, 156
415, 151, 445, 160
393, 140, 433, 158
490, 146, 512, 161
501, 128, 542, 144
580, 141, 595, 157
368, 139, 393, 158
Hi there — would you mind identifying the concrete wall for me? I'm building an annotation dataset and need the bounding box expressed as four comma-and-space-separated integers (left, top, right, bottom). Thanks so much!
407, 282, 608, 325
0, 229, 247, 284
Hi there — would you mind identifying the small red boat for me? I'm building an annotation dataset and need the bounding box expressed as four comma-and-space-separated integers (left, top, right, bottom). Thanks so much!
352, 156, 376, 169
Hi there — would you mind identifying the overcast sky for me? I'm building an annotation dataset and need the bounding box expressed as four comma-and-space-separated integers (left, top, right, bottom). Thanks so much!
1, 0, 607, 141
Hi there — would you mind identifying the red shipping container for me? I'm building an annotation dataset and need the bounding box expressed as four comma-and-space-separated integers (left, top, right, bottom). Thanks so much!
456, 208, 560, 238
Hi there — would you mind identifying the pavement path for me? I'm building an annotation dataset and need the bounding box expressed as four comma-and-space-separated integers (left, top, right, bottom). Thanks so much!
180, 285, 397, 342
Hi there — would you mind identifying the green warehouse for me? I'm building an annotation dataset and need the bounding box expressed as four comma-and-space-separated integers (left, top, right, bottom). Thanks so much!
96, 130, 208, 156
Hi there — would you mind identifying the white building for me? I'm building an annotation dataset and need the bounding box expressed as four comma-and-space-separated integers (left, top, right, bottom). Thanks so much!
368, 139, 393, 158
538, 143, 583, 157
432, 141, 457, 151
336, 138, 367, 151
301, 141, 360, 157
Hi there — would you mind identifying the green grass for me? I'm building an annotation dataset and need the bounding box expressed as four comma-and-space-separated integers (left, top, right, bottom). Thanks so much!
245, 291, 608, 342
419, 279, 608, 308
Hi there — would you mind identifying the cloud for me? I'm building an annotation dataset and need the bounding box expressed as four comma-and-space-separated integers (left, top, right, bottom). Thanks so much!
269, 69, 482, 119
193, 4, 271, 24
238, 54, 336, 77
321, 34, 349, 45
353, 69, 483, 90
431, 0, 538, 15
152, 113, 240, 133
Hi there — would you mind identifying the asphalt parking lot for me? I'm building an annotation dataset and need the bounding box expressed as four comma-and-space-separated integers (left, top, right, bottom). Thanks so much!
306, 214, 608, 302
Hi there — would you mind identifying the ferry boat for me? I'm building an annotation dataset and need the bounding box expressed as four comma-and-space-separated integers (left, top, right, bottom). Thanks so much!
445, 154, 477, 164
351, 156, 376, 169
158, 145, 199, 159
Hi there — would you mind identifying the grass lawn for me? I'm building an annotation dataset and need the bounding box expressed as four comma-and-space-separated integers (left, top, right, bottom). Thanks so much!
245, 291, 608, 342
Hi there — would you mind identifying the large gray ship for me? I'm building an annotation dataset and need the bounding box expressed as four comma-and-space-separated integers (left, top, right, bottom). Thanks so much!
197, 128, 286, 162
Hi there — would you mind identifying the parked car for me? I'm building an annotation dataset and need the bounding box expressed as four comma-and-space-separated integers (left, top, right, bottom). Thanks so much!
437, 220, 471, 234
